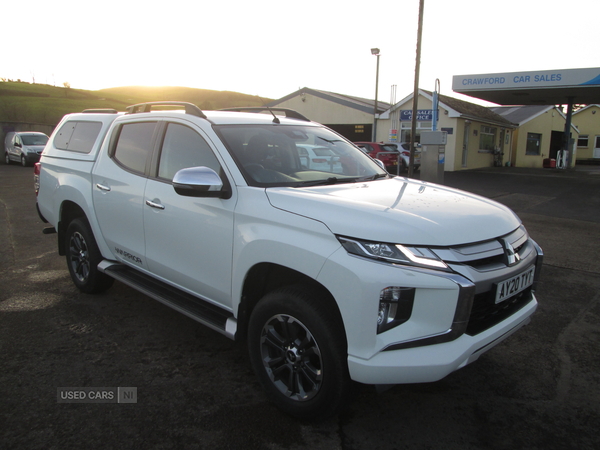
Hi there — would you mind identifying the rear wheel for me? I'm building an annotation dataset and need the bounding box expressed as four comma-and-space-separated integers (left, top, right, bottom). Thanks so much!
248, 285, 351, 420
65, 218, 114, 294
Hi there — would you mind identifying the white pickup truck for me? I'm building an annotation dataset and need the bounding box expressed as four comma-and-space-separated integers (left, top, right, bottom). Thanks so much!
35, 102, 543, 419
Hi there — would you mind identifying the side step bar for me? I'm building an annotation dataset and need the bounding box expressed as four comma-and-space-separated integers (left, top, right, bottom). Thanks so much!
98, 261, 237, 339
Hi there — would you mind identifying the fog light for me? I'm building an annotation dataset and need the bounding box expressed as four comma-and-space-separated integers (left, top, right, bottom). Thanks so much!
377, 287, 415, 334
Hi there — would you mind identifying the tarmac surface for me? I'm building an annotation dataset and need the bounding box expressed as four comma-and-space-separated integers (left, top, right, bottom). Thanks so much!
1, 162, 599, 449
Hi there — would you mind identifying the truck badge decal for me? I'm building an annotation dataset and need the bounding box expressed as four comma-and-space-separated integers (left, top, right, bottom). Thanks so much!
115, 247, 143, 265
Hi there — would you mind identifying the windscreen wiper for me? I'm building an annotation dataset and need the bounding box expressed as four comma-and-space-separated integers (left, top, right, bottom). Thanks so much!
297, 177, 341, 187
317, 137, 343, 144
356, 173, 389, 182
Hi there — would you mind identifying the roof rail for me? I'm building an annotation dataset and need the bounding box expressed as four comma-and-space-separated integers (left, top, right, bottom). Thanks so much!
220, 107, 310, 122
126, 102, 207, 119
82, 109, 118, 114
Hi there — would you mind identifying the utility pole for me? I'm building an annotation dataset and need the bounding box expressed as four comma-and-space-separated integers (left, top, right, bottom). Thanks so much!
371, 48, 381, 142
409, 0, 425, 178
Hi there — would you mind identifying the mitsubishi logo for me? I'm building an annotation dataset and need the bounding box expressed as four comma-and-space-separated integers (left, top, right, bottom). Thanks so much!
502, 239, 521, 266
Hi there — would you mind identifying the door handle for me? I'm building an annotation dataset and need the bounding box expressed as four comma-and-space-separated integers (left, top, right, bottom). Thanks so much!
145, 200, 165, 210
96, 183, 111, 192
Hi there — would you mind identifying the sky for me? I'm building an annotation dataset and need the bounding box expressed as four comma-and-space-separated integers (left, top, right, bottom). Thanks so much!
2, 0, 600, 106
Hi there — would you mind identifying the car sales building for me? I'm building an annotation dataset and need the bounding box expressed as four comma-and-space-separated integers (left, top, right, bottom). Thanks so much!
376, 89, 516, 171
268, 87, 390, 143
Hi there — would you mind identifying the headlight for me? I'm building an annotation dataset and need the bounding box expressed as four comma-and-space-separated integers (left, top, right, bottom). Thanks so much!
337, 236, 449, 271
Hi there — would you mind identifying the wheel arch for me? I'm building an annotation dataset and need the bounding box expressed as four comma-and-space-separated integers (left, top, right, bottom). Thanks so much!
57, 201, 88, 255
235, 262, 347, 346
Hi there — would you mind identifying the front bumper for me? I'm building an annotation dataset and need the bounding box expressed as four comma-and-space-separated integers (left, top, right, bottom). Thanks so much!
319, 230, 542, 386
348, 293, 537, 384
25, 153, 42, 164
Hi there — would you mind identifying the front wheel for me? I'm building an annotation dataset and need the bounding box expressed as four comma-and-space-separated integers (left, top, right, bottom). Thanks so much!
5, 152, 11, 165
248, 286, 351, 420
65, 218, 114, 294
21, 155, 27, 167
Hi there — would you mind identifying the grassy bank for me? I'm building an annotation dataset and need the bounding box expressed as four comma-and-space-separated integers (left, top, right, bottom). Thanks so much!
0, 81, 271, 125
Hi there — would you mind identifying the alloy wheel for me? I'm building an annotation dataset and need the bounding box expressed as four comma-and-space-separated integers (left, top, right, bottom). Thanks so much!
259, 314, 323, 401
69, 231, 90, 283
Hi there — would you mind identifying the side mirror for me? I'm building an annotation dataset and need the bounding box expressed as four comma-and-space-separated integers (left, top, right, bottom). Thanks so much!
172, 167, 231, 199
374, 159, 385, 170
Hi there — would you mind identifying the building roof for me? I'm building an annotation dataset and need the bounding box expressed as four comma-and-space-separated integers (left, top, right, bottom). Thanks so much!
572, 104, 600, 115
386, 89, 516, 128
489, 105, 579, 132
488, 105, 554, 126
269, 87, 391, 115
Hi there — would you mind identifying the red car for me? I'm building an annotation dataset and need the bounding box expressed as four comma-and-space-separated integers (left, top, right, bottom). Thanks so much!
353, 142, 401, 174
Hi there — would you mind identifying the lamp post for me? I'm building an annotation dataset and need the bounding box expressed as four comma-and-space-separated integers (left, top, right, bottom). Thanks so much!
371, 48, 380, 142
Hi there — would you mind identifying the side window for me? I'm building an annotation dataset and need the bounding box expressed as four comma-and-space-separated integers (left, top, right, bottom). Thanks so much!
113, 122, 157, 174
54, 121, 102, 153
158, 123, 221, 181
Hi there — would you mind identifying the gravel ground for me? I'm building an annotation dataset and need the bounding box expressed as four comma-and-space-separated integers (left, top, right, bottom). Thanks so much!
1, 163, 599, 449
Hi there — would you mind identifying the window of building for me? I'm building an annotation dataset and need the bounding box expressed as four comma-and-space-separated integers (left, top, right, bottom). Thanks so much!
400, 121, 432, 143
578, 135, 589, 148
479, 126, 497, 152
526, 133, 542, 155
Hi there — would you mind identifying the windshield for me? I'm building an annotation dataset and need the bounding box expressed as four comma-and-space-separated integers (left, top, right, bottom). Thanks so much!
21, 134, 48, 146
381, 144, 399, 152
214, 124, 388, 187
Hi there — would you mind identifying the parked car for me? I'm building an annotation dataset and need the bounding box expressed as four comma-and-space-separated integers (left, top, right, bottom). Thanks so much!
296, 144, 344, 173
4, 131, 49, 166
353, 141, 402, 174
35, 103, 542, 419
385, 142, 421, 172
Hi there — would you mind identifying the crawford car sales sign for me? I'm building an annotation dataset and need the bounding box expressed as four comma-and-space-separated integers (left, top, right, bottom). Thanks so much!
452, 67, 600, 91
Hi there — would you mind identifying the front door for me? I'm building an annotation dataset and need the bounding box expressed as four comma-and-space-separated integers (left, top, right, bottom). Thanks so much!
143, 121, 235, 308
462, 122, 470, 167
594, 136, 600, 159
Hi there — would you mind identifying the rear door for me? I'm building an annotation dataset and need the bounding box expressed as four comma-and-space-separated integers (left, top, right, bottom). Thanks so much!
92, 120, 159, 269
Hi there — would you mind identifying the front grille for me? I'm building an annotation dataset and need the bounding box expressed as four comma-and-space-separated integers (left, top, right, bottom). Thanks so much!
466, 287, 534, 336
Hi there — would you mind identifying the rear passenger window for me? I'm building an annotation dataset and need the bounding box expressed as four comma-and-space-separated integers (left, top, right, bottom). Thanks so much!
113, 122, 157, 174
54, 121, 102, 153
157, 123, 221, 181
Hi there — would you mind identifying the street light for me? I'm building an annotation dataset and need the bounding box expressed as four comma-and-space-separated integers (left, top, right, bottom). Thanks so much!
371, 48, 380, 142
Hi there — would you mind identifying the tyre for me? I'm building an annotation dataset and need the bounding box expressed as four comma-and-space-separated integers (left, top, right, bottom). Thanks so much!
5, 152, 10, 165
21, 155, 27, 167
65, 218, 114, 294
248, 285, 351, 420
400, 159, 407, 172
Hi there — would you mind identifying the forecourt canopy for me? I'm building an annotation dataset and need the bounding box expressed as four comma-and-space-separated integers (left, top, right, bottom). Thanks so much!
452, 67, 600, 105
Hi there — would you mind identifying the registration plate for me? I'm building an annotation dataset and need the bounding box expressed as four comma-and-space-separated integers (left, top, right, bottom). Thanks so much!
495, 266, 535, 304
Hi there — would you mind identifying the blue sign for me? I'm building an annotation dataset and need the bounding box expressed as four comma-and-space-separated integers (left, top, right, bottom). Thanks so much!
453, 67, 600, 92
400, 110, 438, 121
